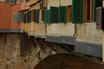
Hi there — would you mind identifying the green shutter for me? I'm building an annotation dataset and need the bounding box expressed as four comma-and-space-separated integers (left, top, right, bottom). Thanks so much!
26, 0, 30, 2
50, 7, 59, 23
72, 0, 83, 24
59, 6, 67, 23
33, 10, 39, 23
27, 11, 31, 23
36, 10, 39, 23
93, 0, 102, 22
44, 9, 50, 24
96, 0, 102, 7
24, 14, 27, 23
40, 1, 43, 9
33, 9, 36, 22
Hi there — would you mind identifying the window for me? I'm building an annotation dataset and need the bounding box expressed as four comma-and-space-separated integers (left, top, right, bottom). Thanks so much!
24, 14, 27, 23
43, 6, 71, 24
93, 0, 102, 22
72, 0, 102, 24
59, 6, 67, 23
26, 0, 30, 2
50, 7, 59, 23
66, 6, 72, 22
44, 9, 50, 24
40, 1, 43, 9
13, 12, 24, 23
72, 0, 83, 24
33, 9, 40, 23
6, 0, 16, 5
96, 7, 104, 30
27, 11, 31, 23
82, 0, 93, 22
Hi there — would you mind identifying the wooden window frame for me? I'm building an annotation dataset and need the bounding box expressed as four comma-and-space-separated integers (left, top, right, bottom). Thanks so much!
82, 0, 93, 23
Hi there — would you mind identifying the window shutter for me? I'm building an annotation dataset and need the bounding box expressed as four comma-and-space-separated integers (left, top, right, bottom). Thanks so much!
27, 11, 31, 23
33, 9, 37, 22
93, 0, 102, 22
13, 13, 20, 23
26, 0, 30, 2
44, 9, 50, 24
96, 7, 104, 30
19, 12, 24, 22
33, 9, 39, 23
72, 0, 83, 24
13, 13, 17, 23
59, 6, 67, 23
36, 10, 39, 23
13, 12, 24, 23
24, 14, 27, 23
17, 13, 20, 22
50, 7, 59, 23
40, 1, 43, 9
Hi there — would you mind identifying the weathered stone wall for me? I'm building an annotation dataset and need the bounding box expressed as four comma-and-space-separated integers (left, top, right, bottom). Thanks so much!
0, 34, 40, 69
0, 33, 56, 69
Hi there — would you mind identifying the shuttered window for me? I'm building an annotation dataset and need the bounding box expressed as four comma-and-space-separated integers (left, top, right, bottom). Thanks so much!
72, 0, 83, 24
13, 12, 24, 23
26, 0, 30, 2
33, 9, 40, 23
93, 0, 102, 22
59, 6, 67, 23
82, 0, 93, 22
27, 11, 31, 23
6, 0, 16, 5
44, 9, 50, 24
13, 13, 19, 23
19, 12, 24, 22
72, 0, 101, 23
36, 10, 39, 23
50, 7, 59, 23
96, 7, 102, 30
40, 1, 43, 9
96, 7, 104, 30
24, 14, 27, 23
33, 9, 36, 22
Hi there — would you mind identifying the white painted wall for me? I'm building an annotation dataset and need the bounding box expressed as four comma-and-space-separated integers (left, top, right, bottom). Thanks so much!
47, 23, 75, 37
76, 23, 103, 44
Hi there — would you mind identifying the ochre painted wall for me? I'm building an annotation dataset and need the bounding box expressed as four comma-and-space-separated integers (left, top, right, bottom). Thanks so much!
0, 2, 24, 29
0, 2, 12, 29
